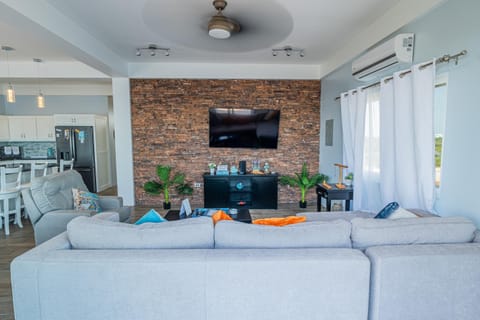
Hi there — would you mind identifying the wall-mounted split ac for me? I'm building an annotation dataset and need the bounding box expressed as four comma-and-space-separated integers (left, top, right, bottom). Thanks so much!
352, 33, 415, 81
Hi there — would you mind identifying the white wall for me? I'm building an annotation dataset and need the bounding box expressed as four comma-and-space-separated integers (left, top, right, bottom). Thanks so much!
320, 0, 480, 226
2, 95, 109, 115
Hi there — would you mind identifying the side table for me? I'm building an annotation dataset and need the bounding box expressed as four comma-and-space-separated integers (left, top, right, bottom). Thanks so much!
316, 184, 354, 212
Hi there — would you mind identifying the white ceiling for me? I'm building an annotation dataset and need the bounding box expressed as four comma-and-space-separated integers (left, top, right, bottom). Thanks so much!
0, 0, 445, 85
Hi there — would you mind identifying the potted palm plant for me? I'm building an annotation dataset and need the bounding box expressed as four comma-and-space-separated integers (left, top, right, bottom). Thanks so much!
143, 165, 193, 209
280, 162, 329, 208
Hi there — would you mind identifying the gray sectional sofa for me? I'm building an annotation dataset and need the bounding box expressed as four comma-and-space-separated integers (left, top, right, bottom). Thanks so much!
11, 212, 480, 320
21, 170, 131, 245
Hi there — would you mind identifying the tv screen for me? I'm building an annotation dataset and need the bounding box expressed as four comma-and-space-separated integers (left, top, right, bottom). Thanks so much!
209, 108, 280, 149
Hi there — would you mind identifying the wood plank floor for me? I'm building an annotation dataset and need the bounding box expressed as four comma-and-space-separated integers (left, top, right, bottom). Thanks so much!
0, 197, 331, 320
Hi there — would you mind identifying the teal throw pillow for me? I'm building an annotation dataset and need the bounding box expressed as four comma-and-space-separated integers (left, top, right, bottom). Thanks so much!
72, 188, 102, 213
135, 209, 167, 225
374, 202, 399, 219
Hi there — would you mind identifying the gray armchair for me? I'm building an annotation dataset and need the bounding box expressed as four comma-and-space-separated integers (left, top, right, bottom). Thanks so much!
22, 170, 131, 245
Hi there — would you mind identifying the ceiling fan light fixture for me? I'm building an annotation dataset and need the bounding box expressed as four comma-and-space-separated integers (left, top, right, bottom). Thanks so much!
208, 0, 240, 39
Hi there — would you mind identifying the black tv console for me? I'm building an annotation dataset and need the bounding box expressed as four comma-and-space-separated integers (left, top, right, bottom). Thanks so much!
203, 173, 278, 209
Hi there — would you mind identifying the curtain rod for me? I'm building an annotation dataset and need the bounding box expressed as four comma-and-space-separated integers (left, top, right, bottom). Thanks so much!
334, 50, 467, 101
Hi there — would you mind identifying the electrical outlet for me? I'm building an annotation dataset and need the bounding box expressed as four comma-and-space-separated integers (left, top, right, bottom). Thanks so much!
194, 182, 202, 188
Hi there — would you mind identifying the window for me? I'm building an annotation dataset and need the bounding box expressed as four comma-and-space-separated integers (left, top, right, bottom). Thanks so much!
434, 73, 448, 187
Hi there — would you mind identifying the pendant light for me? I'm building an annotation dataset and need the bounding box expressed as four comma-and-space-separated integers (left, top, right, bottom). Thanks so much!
1, 46, 16, 103
33, 58, 45, 108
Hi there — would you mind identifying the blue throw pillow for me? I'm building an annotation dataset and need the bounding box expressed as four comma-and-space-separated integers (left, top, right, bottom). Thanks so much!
135, 209, 167, 225
374, 202, 399, 219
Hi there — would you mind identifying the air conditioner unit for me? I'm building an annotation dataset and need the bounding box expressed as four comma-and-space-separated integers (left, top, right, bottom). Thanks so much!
352, 33, 414, 81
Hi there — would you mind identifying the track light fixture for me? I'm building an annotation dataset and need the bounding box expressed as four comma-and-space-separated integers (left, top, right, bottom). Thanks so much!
272, 46, 305, 58
135, 44, 170, 57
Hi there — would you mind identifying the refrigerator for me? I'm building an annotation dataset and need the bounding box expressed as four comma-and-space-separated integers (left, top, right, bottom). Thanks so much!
55, 126, 96, 192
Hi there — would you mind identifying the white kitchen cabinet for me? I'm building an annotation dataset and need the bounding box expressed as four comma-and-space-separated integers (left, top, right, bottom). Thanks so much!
8, 117, 37, 141
35, 116, 55, 141
0, 116, 9, 141
53, 114, 96, 126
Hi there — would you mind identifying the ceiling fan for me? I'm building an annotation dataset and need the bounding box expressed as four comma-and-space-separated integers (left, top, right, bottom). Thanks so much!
208, 0, 241, 39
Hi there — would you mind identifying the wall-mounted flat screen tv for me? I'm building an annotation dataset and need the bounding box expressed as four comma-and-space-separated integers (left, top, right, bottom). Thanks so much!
209, 108, 280, 149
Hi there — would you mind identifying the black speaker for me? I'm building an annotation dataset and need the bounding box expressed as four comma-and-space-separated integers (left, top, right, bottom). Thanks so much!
239, 161, 246, 175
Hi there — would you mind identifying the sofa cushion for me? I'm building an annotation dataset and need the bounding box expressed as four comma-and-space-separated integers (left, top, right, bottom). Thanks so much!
297, 211, 376, 221
215, 220, 352, 249
351, 217, 477, 249
31, 170, 88, 214
67, 216, 214, 249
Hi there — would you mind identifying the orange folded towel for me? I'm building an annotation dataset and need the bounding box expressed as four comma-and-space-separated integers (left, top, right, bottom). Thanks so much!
252, 216, 306, 226
211, 210, 233, 225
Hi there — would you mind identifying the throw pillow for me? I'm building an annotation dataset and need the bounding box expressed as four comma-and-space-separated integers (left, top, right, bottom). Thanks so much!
72, 188, 102, 212
253, 216, 306, 226
374, 202, 399, 219
211, 210, 233, 225
387, 207, 418, 219
135, 209, 167, 225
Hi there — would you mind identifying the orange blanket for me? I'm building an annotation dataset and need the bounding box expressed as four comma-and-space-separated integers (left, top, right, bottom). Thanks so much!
252, 216, 306, 226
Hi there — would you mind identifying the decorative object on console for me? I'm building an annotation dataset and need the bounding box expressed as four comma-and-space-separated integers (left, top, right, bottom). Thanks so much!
334, 163, 348, 189
345, 172, 354, 186
239, 160, 246, 174
208, 162, 216, 175
216, 164, 229, 175
279, 162, 329, 208
143, 165, 193, 210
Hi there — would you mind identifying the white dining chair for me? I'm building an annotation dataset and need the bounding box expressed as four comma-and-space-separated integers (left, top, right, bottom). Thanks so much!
30, 162, 48, 182
0, 165, 23, 236
59, 159, 74, 172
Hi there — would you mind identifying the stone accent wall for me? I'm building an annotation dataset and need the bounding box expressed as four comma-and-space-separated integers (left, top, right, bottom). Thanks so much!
131, 79, 321, 206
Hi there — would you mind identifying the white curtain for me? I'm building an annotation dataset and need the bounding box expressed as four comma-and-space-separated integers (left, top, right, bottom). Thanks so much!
380, 61, 436, 210
341, 87, 381, 210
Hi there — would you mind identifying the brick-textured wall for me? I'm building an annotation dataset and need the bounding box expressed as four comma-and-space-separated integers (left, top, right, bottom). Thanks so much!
131, 79, 321, 206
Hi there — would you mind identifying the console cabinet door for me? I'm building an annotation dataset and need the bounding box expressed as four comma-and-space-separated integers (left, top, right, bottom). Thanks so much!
204, 176, 229, 208
252, 176, 278, 209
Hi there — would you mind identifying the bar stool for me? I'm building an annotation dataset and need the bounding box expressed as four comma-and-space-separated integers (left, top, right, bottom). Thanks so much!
60, 159, 74, 172
30, 162, 48, 182
0, 165, 23, 236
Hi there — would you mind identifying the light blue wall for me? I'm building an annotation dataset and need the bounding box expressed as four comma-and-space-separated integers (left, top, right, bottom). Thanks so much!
3, 95, 109, 115
0, 95, 5, 114
320, 0, 480, 226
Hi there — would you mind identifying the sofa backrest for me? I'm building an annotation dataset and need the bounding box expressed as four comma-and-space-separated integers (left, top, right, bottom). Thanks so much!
67, 216, 215, 249
215, 219, 352, 249
351, 217, 477, 249
30, 170, 88, 214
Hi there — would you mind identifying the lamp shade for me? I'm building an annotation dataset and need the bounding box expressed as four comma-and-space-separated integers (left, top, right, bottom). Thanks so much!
6, 84, 15, 103
37, 93, 45, 108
